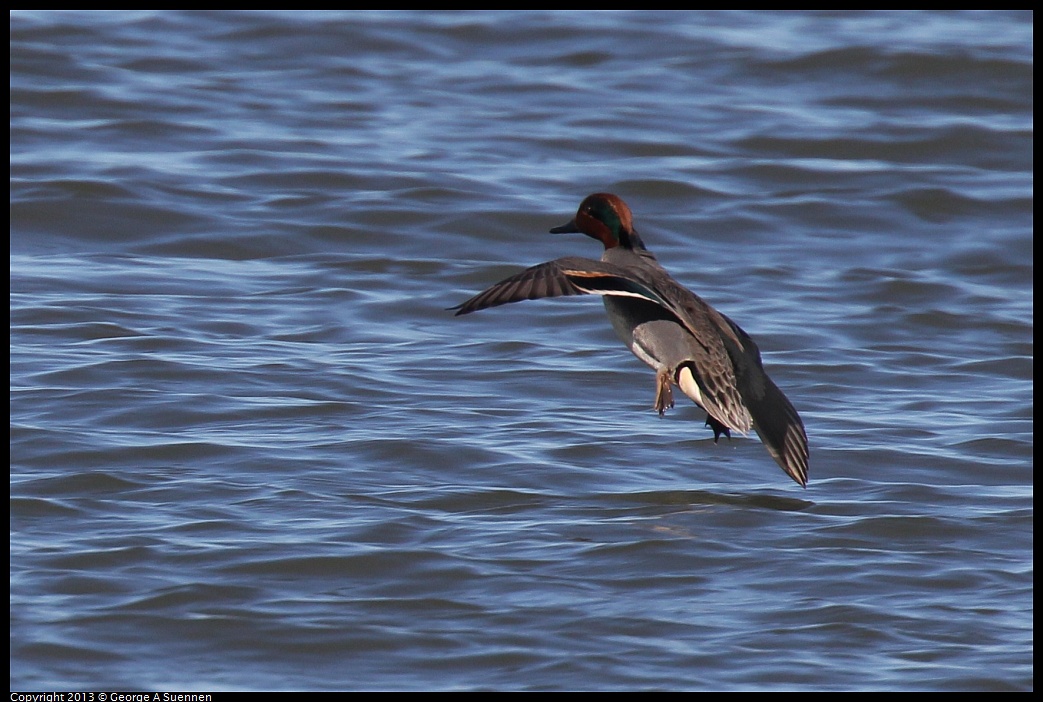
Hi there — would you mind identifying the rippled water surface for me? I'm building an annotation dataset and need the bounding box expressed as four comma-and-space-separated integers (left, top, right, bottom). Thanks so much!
10, 10, 1032, 691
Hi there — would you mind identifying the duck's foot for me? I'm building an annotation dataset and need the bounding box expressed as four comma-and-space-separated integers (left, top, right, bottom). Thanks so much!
705, 415, 732, 443
654, 370, 674, 416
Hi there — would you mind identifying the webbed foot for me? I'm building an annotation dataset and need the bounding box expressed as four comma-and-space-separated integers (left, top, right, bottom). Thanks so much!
705, 415, 732, 443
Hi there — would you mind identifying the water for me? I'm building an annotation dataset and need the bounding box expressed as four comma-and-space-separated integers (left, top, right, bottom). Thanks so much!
10, 10, 1032, 691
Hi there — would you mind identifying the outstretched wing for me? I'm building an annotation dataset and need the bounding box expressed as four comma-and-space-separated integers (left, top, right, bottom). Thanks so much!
451, 257, 668, 316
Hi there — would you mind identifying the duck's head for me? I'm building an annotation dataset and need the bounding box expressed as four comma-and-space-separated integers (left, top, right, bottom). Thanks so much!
550, 193, 643, 250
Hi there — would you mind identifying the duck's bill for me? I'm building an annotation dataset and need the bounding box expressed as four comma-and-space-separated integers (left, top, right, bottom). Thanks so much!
549, 219, 579, 234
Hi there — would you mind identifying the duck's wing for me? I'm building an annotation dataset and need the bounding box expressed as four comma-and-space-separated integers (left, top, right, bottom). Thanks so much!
451, 257, 669, 315
747, 371, 809, 488
620, 269, 808, 486
715, 314, 809, 488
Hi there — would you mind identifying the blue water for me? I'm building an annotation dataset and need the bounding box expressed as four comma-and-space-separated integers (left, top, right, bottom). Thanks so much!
10, 10, 1033, 691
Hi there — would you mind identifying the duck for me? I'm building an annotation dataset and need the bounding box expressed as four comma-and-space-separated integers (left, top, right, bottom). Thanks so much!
452, 193, 809, 487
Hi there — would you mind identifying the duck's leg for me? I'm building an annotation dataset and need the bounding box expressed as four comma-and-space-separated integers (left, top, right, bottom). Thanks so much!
654, 370, 675, 416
